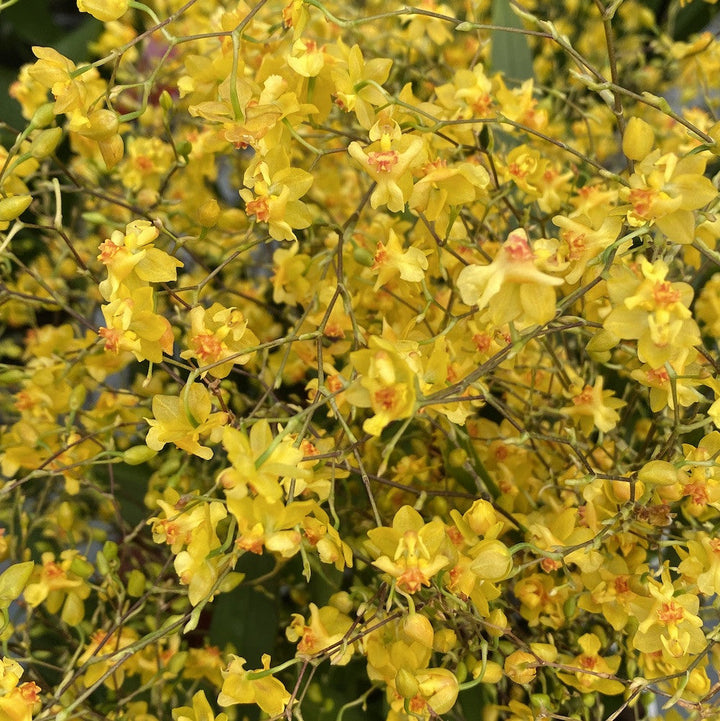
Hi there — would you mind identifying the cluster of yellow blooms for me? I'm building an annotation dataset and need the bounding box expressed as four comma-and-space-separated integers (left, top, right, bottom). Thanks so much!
2, 0, 720, 719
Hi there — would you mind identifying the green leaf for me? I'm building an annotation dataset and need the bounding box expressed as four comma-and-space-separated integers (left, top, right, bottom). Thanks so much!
209, 554, 278, 667
3, 0, 64, 45
491, 0, 533, 83
54, 18, 102, 63
673, 2, 720, 41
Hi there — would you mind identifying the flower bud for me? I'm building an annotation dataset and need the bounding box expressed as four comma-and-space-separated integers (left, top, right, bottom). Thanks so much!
353, 246, 374, 266
486, 608, 508, 637
99, 134, 124, 170
0, 195, 32, 222
504, 650, 536, 684
197, 198, 220, 228
433, 628, 457, 653
402, 612, 434, 648
470, 539, 513, 582
69, 556, 94, 579
123, 445, 158, 465
30, 127, 63, 158
622, 117, 654, 161
0, 562, 34, 607
159, 90, 174, 113
31, 102, 56, 129
416, 668, 459, 714
637, 460, 678, 486
127, 569, 146, 597
473, 660, 503, 683
395, 668, 419, 699
81, 109, 120, 141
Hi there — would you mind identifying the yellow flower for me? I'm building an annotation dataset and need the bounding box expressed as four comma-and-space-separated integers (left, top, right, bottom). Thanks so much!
240, 146, 313, 241
409, 158, 489, 226
347, 118, 426, 213
218, 421, 307, 503
218, 654, 291, 716
286, 602, 354, 664
347, 334, 418, 436
23, 551, 90, 626
604, 258, 700, 367
181, 303, 258, 378
287, 38, 326, 77
371, 228, 428, 290
620, 129, 717, 244
145, 382, 227, 460
77, 627, 139, 690
97, 220, 182, 302
77, 0, 128, 22
631, 569, 705, 659
331, 42, 393, 128
561, 377, 625, 434
0, 682, 41, 721
366, 505, 449, 593
99, 287, 174, 364
558, 633, 624, 695
457, 229, 563, 326
173, 691, 228, 721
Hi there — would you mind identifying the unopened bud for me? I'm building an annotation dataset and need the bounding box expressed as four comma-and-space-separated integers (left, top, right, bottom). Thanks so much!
123, 445, 157, 465
0, 195, 32, 222
395, 668, 419, 699
31, 102, 56, 129
127, 569, 146, 597
622, 117, 654, 161
353, 246, 374, 266
99, 134, 124, 170
197, 198, 220, 228
30, 127, 63, 159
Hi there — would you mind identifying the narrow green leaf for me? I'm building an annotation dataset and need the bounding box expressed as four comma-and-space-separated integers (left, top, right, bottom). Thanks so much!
491, 0, 533, 83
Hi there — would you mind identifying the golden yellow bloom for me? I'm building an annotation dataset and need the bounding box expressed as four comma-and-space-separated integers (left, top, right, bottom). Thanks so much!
77, 0, 128, 22
367, 506, 449, 593
218, 654, 291, 716
457, 229, 563, 326
558, 633, 624, 695
347, 117, 426, 213
145, 382, 227, 460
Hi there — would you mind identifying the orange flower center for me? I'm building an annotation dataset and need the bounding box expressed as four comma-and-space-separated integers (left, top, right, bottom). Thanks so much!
192, 333, 223, 362
471, 94, 492, 116
473, 333, 491, 352
374, 386, 398, 411
647, 367, 669, 384
656, 600, 684, 624
563, 230, 586, 260
397, 566, 428, 593
504, 232, 534, 262
629, 188, 656, 219
652, 281, 681, 307
246, 196, 270, 222
19, 682, 41, 704
99, 326, 122, 353
97, 240, 124, 263
368, 150, 399, 173
540, 557, 562, 573
683, 481, 708, 506
614, 575, 630, 595
573, 386, 593, 405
